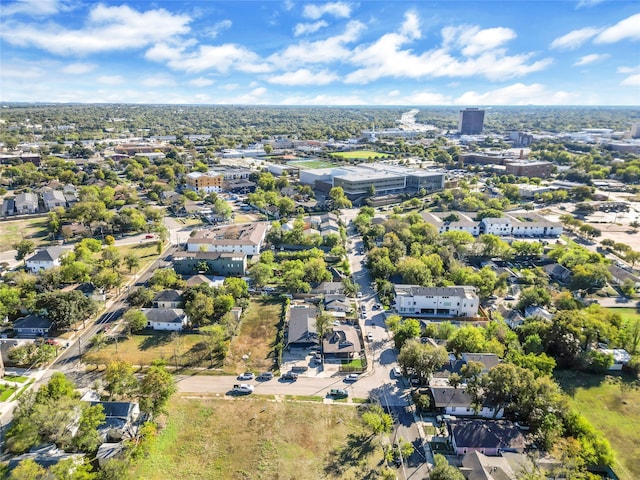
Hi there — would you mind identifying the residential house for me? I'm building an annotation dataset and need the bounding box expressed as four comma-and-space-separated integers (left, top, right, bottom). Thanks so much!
461, 451, 537, 480
310, 282, 345, 295
152, 290, 183, 309
14, 192, 38, 214
88, 400, 141, 442
430, 386, 503, 419
433, 353, 501, 379
596, 347, 632, 370
286, 304, 318, 349
1, 197, 15, 216
322, 326, 361, 359
543, 263, 572, 283
13, 314, 53, 337
61, 283, 106, 302
324, 294, 352, 313
524, 306, 553, 321
42, 189, 67, 210
25, 246, 69, 273
142, 308, 189, 331
394, 285, 480, 318
480, 217, 513, 236
172, 251, 247, 276
447, 419, 526, 456
608, 264, 640, 289
186, 222, 268, 256
96, 443, 126, 468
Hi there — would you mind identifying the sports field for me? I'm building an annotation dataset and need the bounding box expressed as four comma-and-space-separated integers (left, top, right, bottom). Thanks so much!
287, 159, 337, 169
330, 150, 391, 160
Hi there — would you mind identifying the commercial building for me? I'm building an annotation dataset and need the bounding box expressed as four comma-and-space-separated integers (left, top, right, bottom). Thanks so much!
394, 285, 480, 318
504, 160, 554, 178
186, 222, 268, 256
185, 171, 224, 193
172, 251, 247, 276
458, 108, 485, 135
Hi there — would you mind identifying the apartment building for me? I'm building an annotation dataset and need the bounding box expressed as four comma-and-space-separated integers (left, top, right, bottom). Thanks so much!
394, 285, 480, 318
185, 171, 224, 193
504, 160, 554, 178
186, 222, 268, 256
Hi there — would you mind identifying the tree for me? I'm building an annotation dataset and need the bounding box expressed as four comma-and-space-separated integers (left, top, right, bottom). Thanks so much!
429, 454, 464, 480
138, 363, 176, 415
124, 309, 147, 333
201, 325, 228, 367
124, 253, 140, 272
328, 186, 352, 209
249, 262, 273, 288
36, 290, 97, 330
397, 339, 448, 385
223, 277, 248, 299
361, 404, 393, 438
50, 458, 98, 480
447, 326, 486, 355
8, 459, 47, 480
72, 403, 105, 453
185, 291, 214, 326
390, 318, 421, 350
13, 239, 35, 264
104, 360, 138, 400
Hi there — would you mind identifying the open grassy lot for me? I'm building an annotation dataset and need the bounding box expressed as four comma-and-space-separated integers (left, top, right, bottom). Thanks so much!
128, 395, 384, 480
287, 159, 337, 169
115, 241, 162, 273
607, 307, 640, 323
555, 370, 640, 480
84, 330, 211, 368
225, 298, 282, 374
330, 150, 392, 160
0, 217, 50, 252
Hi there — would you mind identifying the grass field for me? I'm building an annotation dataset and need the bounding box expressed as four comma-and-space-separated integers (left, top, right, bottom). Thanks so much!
128, 395, 384, 480
0, 217, 50, 252
225, 298, 282, 374
84, 330, 212, 368
330, 150, 392, 160
287, 159, 337, 169
555, 370, 640, 480
115, 242, 162, 273
607, 307, 640, 323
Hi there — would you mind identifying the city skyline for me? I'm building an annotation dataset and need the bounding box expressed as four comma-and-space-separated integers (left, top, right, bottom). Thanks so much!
1, 0, 639, 106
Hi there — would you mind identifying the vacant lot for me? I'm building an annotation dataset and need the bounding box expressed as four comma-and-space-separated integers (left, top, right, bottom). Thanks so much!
84, 330, 211, 368
609, 307, 640, 324
0, 217, 50, 252
555, 370, 640, 480
128, 395, 384, 480
115, 241, 161, 273
330, 150, 392, 160
225, 298, 282, 374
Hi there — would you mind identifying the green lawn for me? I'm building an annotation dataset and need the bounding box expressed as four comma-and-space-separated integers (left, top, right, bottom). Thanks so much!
555, 370, 640, 480
0, 217, 50, 252
287, 159, 338, 169
330, 150, 392, 160
128, 396, 384, 480
607, 307, 640, 323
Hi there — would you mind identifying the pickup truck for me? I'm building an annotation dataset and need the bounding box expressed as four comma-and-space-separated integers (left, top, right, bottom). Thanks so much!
329, 388, 348, 398
232, 384, 254, 394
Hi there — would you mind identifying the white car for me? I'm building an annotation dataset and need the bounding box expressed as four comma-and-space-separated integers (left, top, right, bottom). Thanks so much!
392, 367, 402, 377
232, 384, 254, 394
237, 372, 254, 380
344, 373, 359, 382
366, 332, 374, 342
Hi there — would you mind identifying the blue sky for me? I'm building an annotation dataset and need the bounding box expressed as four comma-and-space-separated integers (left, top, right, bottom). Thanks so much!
1, 0, 639, 105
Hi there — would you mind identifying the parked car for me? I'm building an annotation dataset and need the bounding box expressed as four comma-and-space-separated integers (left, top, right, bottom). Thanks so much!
237, 372, 255, 380
392, 366, 402, 377
232, 384, 254, 394
258, 372, 273, 380
282, 371, 299, 381
145, 234, 154, 239
329, 388, 348, 398
356, 292, 363, 298
372, 304, 382, 310
505, 295, 516, 300
366, 332, 374, 342
344, 373, 359, 382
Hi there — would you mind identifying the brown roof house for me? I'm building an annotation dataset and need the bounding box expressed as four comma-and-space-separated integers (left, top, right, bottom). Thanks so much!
447, 420, 526, 456
323, 325, 361, 359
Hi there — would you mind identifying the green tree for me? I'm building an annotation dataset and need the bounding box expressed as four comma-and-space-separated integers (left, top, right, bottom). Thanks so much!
397, 339, 448, 385
429, 454, 464, 480
13, 239, 35, 264
138, 363, 176, 415
390, 318, 421, 350
124, 309, 147, 333
185, 291, 214, 327
249, 262, 273, 288
8, 459, 47, 480
104, 360, 138, 400
72, 403, 105, 453
50, 458, 98, 480
124, 253, 140, 272
361, 404, 393, 438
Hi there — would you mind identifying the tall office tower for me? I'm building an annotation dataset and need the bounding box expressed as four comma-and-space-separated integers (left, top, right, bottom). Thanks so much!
631, 123, 640, 139
458, 108, 485, 135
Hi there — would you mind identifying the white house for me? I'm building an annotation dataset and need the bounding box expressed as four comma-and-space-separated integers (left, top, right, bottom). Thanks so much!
430, 386, 503, 419
42, 190, 67, 210
142, 308, 188, 331
25, 246, 69, 273
14, 192, 39, 214
394, 285, 479, 318
480, 217, 513, 236
186, 222, 268, 256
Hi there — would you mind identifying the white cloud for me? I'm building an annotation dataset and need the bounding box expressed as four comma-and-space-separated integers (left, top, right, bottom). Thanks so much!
620, 74, 640, 87
206, 19, 232, 38
454, 83, 571, 105
393, 91, 451, 105
574, 53, 609, 66
269, 20, 364, 68
594, 13, 640, 43
303, 2, 352, 20
267, 68, 338, 85
219, 87, 268, 104
141, 75, 176, 87
1, 0, 66, 17
189, 77, 215, 87
281, 93, 365, 105
618, 65, 640, 74
61, 62, 96, 74
550, 27, 601, 50
97, 75, 125, 85
1, 4, 191, 55
146, 42, 269, 74
577, 0, 605, 8
400, 11, 421, 40
0, 62, 45, 79
294, 20, 328, 36
345, 18, 550, 84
